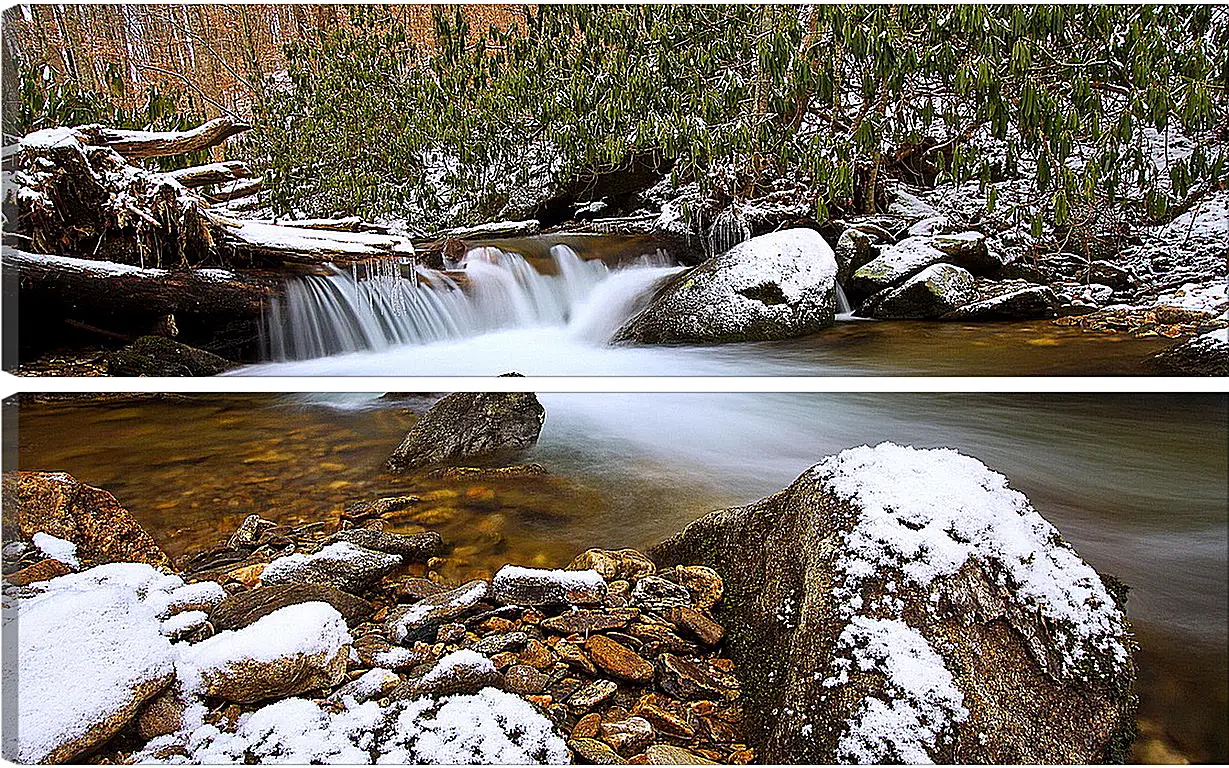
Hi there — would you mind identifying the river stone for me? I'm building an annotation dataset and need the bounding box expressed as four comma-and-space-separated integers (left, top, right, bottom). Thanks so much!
327, 668, 401, 706
943, 282, 1059, 320
541, 607, 640, 635
567, 548, 656, 581
613, 228, 838, 344
555, 641, 599, 674
661, 565, 723, 610
861, 263, 978, 319
492, 564, 607, 605
569, 737, 628, 765
409, 649, 501, 696
644, 744, 717, 764
106, 335, 236, 376
3, 471, 170, 567
845, 236, 948, 303
649, 442, 1138, 763
386, 579, 491, 643
656, 653, 740, 701
569, 679, 619, 711
260, 541, 403, 594
660, 605, 725, 646
586, 635, 654, 683
600, 715, 655, 755
385, 390, 546, 472
136, 686, 189, 741
505, 664, 548, 695
835, 228, 881, 286
631, 575, 692, 608
324, 528, 443, 562
930, 231, 999, 272
6, 557, 73, 586
184, 602, 352, 704
473, 630, 530, 655
1149, 328, 1229, 376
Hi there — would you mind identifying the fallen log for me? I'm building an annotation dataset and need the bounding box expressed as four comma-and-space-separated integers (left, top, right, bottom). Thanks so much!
205, 177, 263, 203
75, 117, 251, 159
441, 219, 541, 239
246, 216, 394, 234
167, 160, 252, 188
211, 215, 416, 266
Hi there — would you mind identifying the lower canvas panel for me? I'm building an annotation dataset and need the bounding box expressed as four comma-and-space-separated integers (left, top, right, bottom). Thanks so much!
2, 392, 1226, 764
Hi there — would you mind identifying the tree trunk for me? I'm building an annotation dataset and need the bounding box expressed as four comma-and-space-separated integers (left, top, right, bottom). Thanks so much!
76, 116, 251, 159
167, 160, 252, 188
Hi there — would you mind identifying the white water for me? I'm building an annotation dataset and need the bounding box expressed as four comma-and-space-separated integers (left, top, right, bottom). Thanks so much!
257, 245, 683, 365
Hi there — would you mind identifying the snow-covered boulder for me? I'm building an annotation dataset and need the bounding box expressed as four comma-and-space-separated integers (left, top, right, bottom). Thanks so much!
139, 688, 568, 763
612, 228, 838, 344
180, 602, 352, 703
846, 232, 1000, 306
1150, 328, 1229, 376
386, 579, 491, 644
834, 228, 881, 286
944, 282, 1058, 320
386, 391, 546, 473
4, 563, 197, 763
492, 565, 607, 606
651, 443, 1137, 764
860, 263, 978, 319
3, 471, 170, 567
410, 649, 502, 696
261, 542, 403, 594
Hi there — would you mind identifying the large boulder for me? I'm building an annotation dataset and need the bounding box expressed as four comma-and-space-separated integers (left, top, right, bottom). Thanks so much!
860, 263, 978, 319
1149, 328, 1229, 375
3, 471, 170, 567
834, 228, 882, 287
180, 602, 352, 703
210, 583, 375, 630
846, 232, 997, 305
944, 282, 1058, 320
386, 391, 546, 472
612, 228, 838, 344
651, 443, 1137, 764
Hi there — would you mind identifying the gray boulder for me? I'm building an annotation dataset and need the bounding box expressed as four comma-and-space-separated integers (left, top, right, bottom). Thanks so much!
106, 336, 235, 376
324, 528, 444, 561
386, 391, 545, 472
860, 263, 977, 319
613, 228, 838, 344
944, 282, 1058, 320
651, 443, 1137, 764
846, 233, 998, 305
834, 228, 881, 287
260, 542, 403, 594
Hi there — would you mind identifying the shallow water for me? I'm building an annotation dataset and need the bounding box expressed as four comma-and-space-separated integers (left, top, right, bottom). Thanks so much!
12, 393, 1227, 761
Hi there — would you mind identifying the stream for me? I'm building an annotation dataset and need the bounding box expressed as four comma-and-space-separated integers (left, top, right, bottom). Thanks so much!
233, 238, 1171, 377
11, 392, 1227, 762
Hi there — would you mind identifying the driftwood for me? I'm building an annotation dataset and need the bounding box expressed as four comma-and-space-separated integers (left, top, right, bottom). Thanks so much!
167, 160, 252, 188
205, 177, 263, 203
4, 246, 276, 321
75, 117, 251, 159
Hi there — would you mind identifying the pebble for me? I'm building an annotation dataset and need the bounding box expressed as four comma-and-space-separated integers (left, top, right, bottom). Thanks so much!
661, 605, 725, 646
473, 630, 529, 655
567, 548, 656, 581
600, 716, 654, 755
504, 664, 547, 695
571, 712, 603, 739
568, 737, 628, 765
569, 679, 618, 711
587, 635, 654, 683
663, 565, 724, 610
644, 744, 718, 764
631, 576, 692, 608
541, 608, 640, 634
554, 641, 598, 674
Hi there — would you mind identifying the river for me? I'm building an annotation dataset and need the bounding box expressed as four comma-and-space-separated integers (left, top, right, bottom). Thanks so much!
11, 392, 1226, 761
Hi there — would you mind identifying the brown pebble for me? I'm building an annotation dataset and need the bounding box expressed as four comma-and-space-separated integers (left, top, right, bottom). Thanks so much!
479, 616, 515, 634
586, 635, 654, 683
7, 558, 71, 586
504, 664, 548, 695
572, 712, 602, 739
519, 639, 555, 669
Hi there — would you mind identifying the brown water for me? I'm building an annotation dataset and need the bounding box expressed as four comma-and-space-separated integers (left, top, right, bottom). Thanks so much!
10, 393, 1227, 762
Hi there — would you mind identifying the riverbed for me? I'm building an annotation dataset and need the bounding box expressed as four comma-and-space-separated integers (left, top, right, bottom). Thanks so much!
12, 393, 1227, 761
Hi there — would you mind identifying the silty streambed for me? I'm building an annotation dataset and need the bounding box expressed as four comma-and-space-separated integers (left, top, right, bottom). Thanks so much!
11, 392, 1227, 761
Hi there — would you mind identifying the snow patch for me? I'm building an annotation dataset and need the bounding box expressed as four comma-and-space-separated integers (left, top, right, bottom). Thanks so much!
31, 532, 79, 569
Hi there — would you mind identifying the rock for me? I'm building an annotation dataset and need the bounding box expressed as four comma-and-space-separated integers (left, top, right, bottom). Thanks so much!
324, 528, 443, 562
9, 564, 178, 763
327, 668, 400, 706
661, 565, 723, 610
633, 697, 695, 739
644, 744, 717, 764
427, 463, 549, 480
473, 630, 530, 655
260, 542, 403, 594
586, 635, 654, 683
386, 391, 546, 472
631, 575, 692, 608
656, 654, 740, 701
518, 638, 555, 669
661, 605, 725, 646
393, 577, 446, 602
225, 513, 276, 550
106, 335, 236, 376
410, 649, 501, 696
627, 623, 693, 655
570, 737, 629, 765
650, 442, 1138, 763
505, 664, 548, 695
492, 564, 607, 605
600, 716, 655, 755
3, 471, 170, 567
183, 602, 352, 703
136, 686, 188, 741
929, 231, 998, 272
907, 215, 949, 237
861, 263, 978, 319
834, 228, 880, 286
386, 579, 490, 643
944, 282, 1058, 320
567, 548, 656, 581
6, 557, 72, 586
555, 641, 599, 674
541, 608, 640, 634
613, 228, 838, 343
845, 236, 943, 302
569, 679, 619, 711
341, 495, 422, 523
436, 622, 468, 644
572, 712, 603, 739
1149, 328, 1229, 376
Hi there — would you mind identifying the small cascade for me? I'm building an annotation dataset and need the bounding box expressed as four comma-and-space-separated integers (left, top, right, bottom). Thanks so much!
262, 244, 678, 361
835, 282, 853, 317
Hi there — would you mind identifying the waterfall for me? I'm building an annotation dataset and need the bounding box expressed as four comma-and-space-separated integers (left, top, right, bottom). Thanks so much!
835, 282, 853, 316
262, 245, 680, 361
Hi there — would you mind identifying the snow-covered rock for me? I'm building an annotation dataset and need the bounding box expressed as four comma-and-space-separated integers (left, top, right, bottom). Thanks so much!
834, 228, 882, 286
847, 233, 999, 306
491, 565, 607, 606
613, 228, 837, 344
1150, 327, 1229, 375
410, 649, 502, 696
945, 282, 1058, 320
860, 263, 977, 319
652, 443, 1137, 764
261, 542, 403, 594
180, 602, 352, 703
139, 688, 568, 764
31, 531, 79, 569
386, 579, 491, 644
4, 563, 192, 763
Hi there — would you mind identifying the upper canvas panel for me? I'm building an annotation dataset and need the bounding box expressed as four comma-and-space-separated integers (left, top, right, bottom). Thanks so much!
3, 4, 1226, 376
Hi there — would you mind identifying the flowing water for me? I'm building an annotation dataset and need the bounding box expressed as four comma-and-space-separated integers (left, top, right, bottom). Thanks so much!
238, 238, 1170, 376
11, 392, 1227, 762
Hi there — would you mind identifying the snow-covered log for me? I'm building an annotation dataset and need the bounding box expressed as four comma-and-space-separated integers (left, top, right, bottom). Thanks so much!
75, 117, 251, 159
166, 161, 252, 188
441, 219, 541, 239
211, 215, 416, 266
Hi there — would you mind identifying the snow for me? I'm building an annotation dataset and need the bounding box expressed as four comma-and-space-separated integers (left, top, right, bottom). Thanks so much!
226, 221, 415, 257
444, 219, 540, 237
833, 617, 969, 764
852, 237, 946, 286
811, 442, 1131, 681
180, 602, 351, 683
331, 668, 400, 706
31, 532, 79, 568
419, 650, 495, 687
372, 646, 421, 669
160, 610, 208, 639
709, 228, 838, 301
146, 580, 226, 618
1154, 281, 1228, 315
388, 580, 489, 644
3, 246, 166, 278
19, 127, 85, 150
140, 688, 567, 764
491, 565, 606, 604
5, 564, 179, 763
